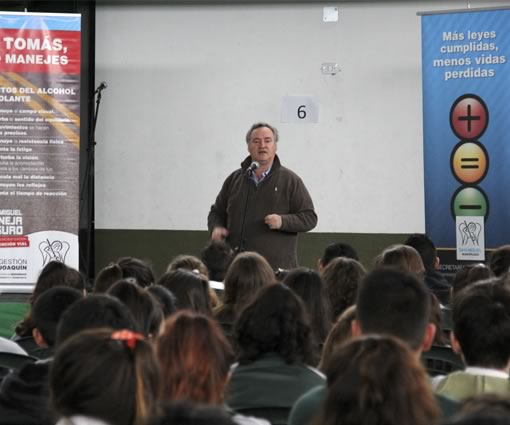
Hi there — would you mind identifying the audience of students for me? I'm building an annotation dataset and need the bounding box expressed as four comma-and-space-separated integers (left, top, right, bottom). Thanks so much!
5, 234, 510, 425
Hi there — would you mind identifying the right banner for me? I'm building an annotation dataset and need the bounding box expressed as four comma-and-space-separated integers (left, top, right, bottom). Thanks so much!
421, 7, 510, 273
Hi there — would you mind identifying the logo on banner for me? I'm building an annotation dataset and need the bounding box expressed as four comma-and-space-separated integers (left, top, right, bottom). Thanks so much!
456, 216, 485, 260
39, 239, 70, 265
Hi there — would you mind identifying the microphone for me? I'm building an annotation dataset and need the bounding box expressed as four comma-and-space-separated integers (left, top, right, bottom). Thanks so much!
94, 81, 108, 94
246, 161, 260, 176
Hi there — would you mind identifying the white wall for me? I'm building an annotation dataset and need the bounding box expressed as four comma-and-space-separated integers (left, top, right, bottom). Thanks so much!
94, 0, 508, 233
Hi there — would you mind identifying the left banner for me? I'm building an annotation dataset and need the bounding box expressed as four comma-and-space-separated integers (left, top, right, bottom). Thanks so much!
0, 12, 81, 289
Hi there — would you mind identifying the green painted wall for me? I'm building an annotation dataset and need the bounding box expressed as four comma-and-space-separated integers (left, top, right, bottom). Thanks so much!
95, 230, 409, 278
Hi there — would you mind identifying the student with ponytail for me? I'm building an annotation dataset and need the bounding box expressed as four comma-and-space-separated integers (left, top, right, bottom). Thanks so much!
50, 328, 160, 425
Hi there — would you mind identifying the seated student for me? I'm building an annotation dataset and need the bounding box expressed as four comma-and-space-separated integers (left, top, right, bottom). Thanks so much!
404, 233, 452, 305
283, 268, 332, 362
213, 252, 275, 339
107, 279, 163, 338
201, 240, 234, 291
375, 244, 425, 277
14, 261, 86, 343
452, 264, 493, 297
116, 256, 155, 288
315, 336, 440, 425
317, 305, 356, 372
443, 394, 510, 425
147, 285, 177, 319
289, 268, 459, 425
227, 284, 325, 425
157, 310, 234, 404
93, 263, 123, 293
156, 311, 266, 425
488, 245, 510, 278
50, 328, 159, 425
0, 294, 137, 425
166, 254, 220, 308
157, 269, 212, 315
321, 257, 366, 319
30, 286, 84, 359
434, 278, 510, 400
317, 242, 359, 272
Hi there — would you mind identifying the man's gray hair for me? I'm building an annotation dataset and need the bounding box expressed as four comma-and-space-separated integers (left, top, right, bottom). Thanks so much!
245, 122, 279, 144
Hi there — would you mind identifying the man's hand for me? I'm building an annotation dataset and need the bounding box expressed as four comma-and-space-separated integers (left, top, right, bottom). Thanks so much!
265, 214, 282, 230
211, 226, 229, 241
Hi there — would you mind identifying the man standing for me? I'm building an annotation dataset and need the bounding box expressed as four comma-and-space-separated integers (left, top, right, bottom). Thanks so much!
208, 122, 317, 270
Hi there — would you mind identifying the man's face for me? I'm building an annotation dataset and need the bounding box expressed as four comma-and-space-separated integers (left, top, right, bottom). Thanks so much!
247, 126, 277, 166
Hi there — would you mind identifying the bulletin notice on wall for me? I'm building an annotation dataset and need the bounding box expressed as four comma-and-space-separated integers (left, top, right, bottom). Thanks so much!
0, 12, 81, 288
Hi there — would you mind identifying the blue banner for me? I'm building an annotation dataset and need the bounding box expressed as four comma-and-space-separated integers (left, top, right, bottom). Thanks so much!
422, 8, 510, 250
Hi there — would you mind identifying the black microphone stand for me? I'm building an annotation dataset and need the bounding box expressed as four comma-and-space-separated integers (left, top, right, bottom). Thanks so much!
79, 84, 104, 282
237, 168, 255, 254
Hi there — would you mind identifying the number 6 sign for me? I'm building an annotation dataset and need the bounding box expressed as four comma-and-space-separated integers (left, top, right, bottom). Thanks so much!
281, 96, 319, 123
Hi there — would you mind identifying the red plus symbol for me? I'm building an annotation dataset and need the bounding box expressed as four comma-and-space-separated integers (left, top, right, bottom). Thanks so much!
450, 94, 488, 141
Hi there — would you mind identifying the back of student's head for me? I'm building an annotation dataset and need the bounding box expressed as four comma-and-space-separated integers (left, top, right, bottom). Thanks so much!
157, 311, 233, 404
50, 328, 159, 425
167, 255, 209, 277
317, 336, 439, 425
116, 256, 155, 288
283, 267, 332, 346
444, 394, 510, 425
222, 251, 275, 313
108, 279, 163, 337
234, 283, 314, 365
375, 244, 426, 278
157, 269, 211, 315
321, 257, 366, 318
148, 400, 235, 425
56, 294, 137, 346
94, 263, 123, 293
356, 268, 431, 350
200, 241, 234, 282
452, 278, 510, 368
319, 305, 356, 372
16, 261, 86, 337
147, 285, 177, 318
32, 286, 84, 347
489, 245, 510, 278
452, 263, 493, 297
32, 261, 86, 303
404, 233, 437, 269
320, 242, 359, 269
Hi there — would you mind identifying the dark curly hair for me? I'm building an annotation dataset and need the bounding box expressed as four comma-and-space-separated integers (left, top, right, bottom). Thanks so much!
234, 283, 314, 365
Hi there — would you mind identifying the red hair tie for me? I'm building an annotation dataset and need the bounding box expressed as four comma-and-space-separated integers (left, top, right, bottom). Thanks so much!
111, 329, 145, 351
